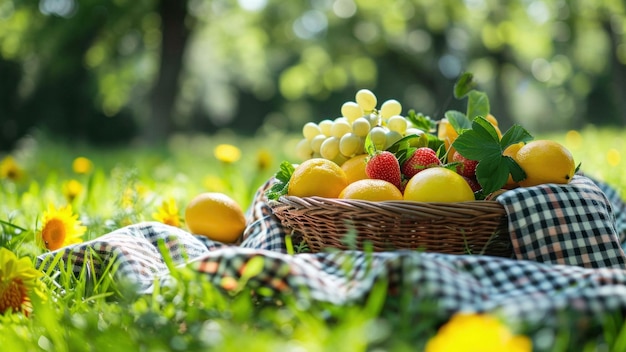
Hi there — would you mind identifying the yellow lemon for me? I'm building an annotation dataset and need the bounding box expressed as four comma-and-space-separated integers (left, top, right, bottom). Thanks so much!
403, 167, 475, 202
438, 118, 459, 163
185, 192, 246, 243
339, 179, 403, 201
512, 140, 575, 187
485, 113, 499, 127
288, 158, 349, 198
485, 114, 502, 139
341, 154, 369, 184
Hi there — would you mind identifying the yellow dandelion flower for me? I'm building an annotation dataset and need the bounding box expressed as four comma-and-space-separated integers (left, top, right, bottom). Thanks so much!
0, 156, 24, 181
72, 157, 93, 174
256, 149, 273, 171
62, 179, 83, 203
0, 248, 43, 315
37, 204, 87, 251
135, 183, 149, 198
121, 187, 135, 209
214, 144, 241, 164
425, 313, 532, 352
152, 197, 181, 227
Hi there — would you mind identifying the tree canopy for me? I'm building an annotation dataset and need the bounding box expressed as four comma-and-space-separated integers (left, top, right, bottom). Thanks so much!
1, 0, 625, 150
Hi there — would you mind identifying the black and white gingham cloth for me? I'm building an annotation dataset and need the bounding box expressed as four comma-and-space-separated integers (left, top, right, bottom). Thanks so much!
37, 175, 626, 326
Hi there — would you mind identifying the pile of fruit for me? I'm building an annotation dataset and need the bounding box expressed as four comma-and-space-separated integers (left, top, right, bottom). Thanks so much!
267, 73, 578, 203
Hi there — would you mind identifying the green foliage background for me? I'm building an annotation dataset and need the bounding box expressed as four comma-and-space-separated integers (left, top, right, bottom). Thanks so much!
1, 0, 625, 151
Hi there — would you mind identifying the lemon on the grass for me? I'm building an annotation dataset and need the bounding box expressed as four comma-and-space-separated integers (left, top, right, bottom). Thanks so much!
288, 158, 349, 198
512, 140, 575, 187
339, 179, 403, 201
341, 154, 369, 184
184, 192, 246, 243
403, 167, 475, 202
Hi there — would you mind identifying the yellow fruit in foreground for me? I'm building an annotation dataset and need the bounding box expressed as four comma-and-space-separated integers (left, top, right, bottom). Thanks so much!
403, 167, 475, 202
288, 158, 349, 198
341, 154, 369, 184
339, 179, 403, 201
185, 192, 246, 243
513, 140, 575, 187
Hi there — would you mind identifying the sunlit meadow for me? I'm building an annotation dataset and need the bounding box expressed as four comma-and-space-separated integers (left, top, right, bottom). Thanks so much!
0, 126, 625, 351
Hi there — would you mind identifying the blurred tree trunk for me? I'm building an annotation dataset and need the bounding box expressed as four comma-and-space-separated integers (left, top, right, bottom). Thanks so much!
144, 0, 190, 143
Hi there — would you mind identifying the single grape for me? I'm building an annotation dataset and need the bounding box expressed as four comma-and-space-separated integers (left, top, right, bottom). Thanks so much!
341, 102, 364, 123
320, 136, 340, 160
302, 122, 321, 141
405, 127, 425, 137
380, 99, 402, 119
319, 119, 334, 136
295, 138, 313, 161
368, 126, 388, 151
386, 115, 408, 135
351, 117, 371, 137
355, 89, 377, 112
339, 133, 363, 157
406, 128, 426, 147
310, 134, 326, 153
384, 130, 403, 149
367, 112, 382, 127
331, 119, 352, 138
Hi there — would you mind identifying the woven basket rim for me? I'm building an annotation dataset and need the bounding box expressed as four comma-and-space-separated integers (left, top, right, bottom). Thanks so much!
269, 195, 507, 217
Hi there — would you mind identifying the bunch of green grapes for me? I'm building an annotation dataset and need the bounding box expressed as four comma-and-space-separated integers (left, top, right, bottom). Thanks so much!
295, 89, 425, 165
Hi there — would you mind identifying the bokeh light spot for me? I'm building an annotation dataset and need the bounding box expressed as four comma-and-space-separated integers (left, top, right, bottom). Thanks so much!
565, 130, 583, 151
607, 148, 621, 167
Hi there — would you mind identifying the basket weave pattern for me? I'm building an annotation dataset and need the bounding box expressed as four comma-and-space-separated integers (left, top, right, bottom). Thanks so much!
270, 196, 512, 257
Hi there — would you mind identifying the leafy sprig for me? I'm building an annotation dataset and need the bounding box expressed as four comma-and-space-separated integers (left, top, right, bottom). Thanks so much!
453, 117, 533, 194
405, 110, 436, 132
265, 161, 295, 201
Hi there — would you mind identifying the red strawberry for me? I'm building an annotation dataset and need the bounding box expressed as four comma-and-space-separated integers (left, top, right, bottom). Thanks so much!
452, 151, 479, 178
401, 147, 441, 179
366, 151, 402, 190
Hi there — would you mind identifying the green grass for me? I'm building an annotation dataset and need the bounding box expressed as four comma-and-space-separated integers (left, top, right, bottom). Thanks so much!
1, 125, 625, 351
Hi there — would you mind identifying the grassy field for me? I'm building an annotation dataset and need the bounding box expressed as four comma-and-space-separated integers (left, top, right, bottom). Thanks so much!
0, 125, 625, 351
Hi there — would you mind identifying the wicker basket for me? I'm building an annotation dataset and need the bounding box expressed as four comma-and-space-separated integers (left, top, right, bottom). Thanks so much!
269, 196, 512, 257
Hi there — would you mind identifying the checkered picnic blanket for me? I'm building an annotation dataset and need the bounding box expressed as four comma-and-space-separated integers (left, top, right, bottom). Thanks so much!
37, 175, 626, 326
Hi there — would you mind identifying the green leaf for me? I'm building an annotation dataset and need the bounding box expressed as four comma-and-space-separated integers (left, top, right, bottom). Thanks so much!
475, 154, 510, 194
241, 256, 265, 280
466, 90, 490, 121
387, 134, 420, 154
265, 161, 295, 201
426, 134, 445, 154
505, 155, 526, 182
499, 124, 534, 149
0, 219, 27, 232
472, 116, 500, 141
444, 110, 471, 133
405, 110, 436, 132
454, 72, 476, 99
452, 117, 500, 161
364, 132, 375, 155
